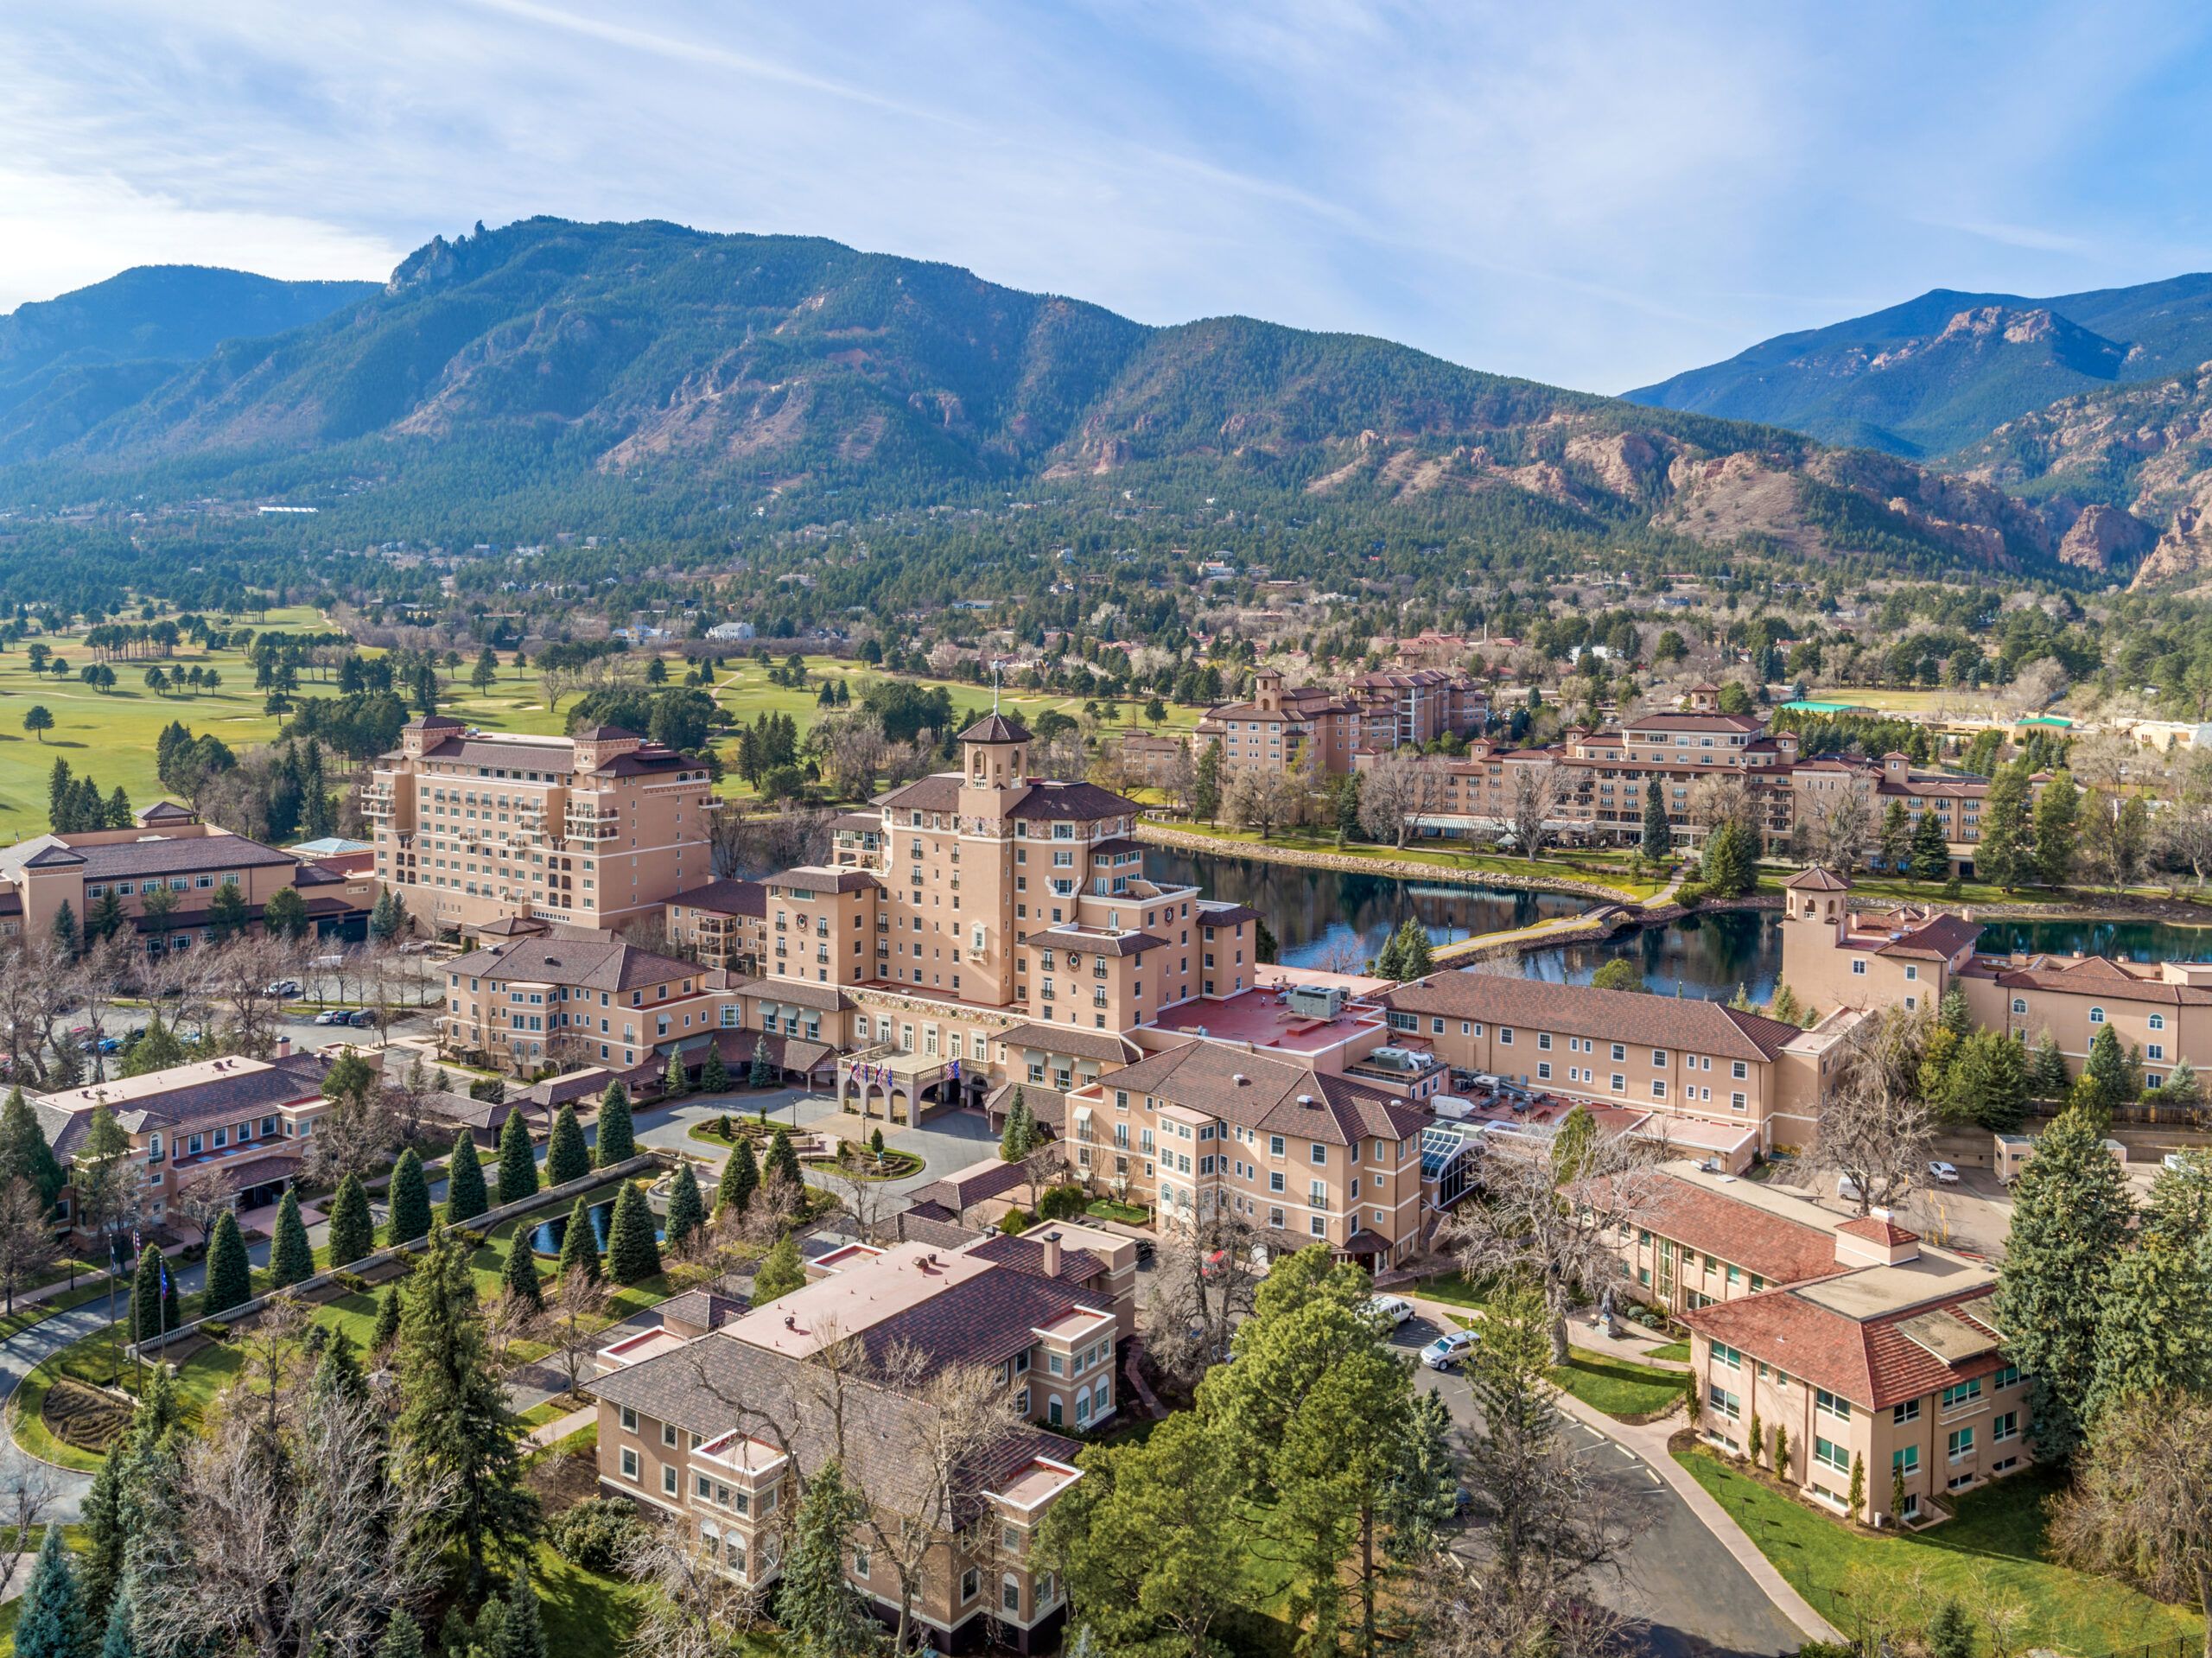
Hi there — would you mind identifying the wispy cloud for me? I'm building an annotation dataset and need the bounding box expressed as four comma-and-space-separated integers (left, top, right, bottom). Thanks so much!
2, 2, 2210, 392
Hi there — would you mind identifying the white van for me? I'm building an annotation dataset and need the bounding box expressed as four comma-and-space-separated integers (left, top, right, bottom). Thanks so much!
1837, 1175, 1866, 1203
1368, 1295, 1415, 1329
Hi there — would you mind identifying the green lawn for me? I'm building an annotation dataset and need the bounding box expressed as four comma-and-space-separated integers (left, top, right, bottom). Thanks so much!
0, 604, 330, 837
1085, 1199, 1152, 1226
1413, 1272, 1495, 1311
1646, 1340, 1692, 1362
1548, 1348, 1687, 1419
1677, 1445, 2204, 1657
1142, 819, 1665, 897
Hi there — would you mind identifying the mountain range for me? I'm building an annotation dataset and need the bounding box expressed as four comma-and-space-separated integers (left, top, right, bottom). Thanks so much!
1626, 275, 2212, 459
4, 218, 2212, 590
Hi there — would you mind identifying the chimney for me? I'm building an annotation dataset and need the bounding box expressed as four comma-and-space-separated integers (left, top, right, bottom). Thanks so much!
276, 1037, 291, 1058
1042, 1232, 1062, 1277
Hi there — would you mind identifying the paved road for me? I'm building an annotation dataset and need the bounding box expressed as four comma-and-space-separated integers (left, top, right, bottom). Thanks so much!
1385, 1313, 1804, 1658
0, 1298, 125, 1521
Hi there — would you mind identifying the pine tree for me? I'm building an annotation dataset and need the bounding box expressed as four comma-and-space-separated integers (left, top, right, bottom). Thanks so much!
1641, 777, 1672, 863
2084, 1233, 2212, 1422
76, 1446, 128, 1638
1992, 1108, 2135, 1464
2035, 769, 2081, 887
2029, 1029, 2070, 1099
1847, 1451, 1866, 1522
1372, 925, 1406, 981
1000, 1089, 1034, 1160
495, 1108, 538, 1206
1910, 806, 1950, 884
605, 1181, 662, 1285
1877, 798, 1910, 873
94, 1565, 136, 1658
446, 1129, 489, 1223
556, 1197, 601, 1285
2082, 1024, 2127, 1121
502, 1229, 544, 1312
664, 1160, 703, 1252
377, 1608, 426, 1658
766, 1127, 804, 1191
327, 1172, 375, 1267
387, 1147, 432, 1246
749, 1035, 772, 1088
663, 1051, 689, 1099
1378, 1386, 1459, 1562
49, 899, 78, 958
1978, 761, 2033, 892
129, 1244, 178, 1345
751, 1234, 805, 1305
544, 1103, 590, 1186
201, 1210, 251, 1316
392, 1223, 540, 1591
1394, 918, 1434, 979
493, 1566, 548, 1658
12, 1524, 82, 1658
1891, 1464, 1910, 1530
716, 1137, 760, 1221
269, 1187, 314, 1286
1924, 1601, 1972, 1658
0, 1083, 65, 1209
1945, 1028, 2031, 1133
777, 1459, 876, 1658
596, 1082, 635, 1166
372, 1282, 404, 1350
700, 1045, 729, 1094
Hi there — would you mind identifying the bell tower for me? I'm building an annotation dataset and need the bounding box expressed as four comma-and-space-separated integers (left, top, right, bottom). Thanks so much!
958, 712, 1032, 791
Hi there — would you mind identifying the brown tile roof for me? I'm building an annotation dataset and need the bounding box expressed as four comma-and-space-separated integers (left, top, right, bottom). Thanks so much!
586, 1333, 1079, 1518
1002, 781, 1138, 822
1876, 915, 1981, 962
708, 1028, 836, 1075
998, 1023, 1141, 1064
1783, 867, 1850, 892
1979, 956, 2212, 1005
1836, 1215, 1918, 1246
1638, 1173, 1842, 1286
1681, 1283, 2008, 1410
1016, 929, 1166, 960
1090, 1043, 1427, 1146
4, 832, 299, 880
760, 867, 882, 894
1376, 974, 1804, 1063
657, 1289, 747, 1331
957, 713, 1032, 745
446, 937, 697, 991
906, 1157, 1036, 1212
721, 977, 856, 1012
967, 1233, 1108, 1287
886, 1209, 988, 1251
840, 1269, 1116, 1375
986, 1082, 1065, 1134
668, 879, 766, 918
877, 775, 963, 813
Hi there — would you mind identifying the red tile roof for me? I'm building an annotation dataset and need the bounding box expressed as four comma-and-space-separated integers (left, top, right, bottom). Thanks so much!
1835, 1215, 1918, 1246
1639, 1174, 1842, 1286
1681, 1283, 2006, 1409
1376, 974, 1805, 1063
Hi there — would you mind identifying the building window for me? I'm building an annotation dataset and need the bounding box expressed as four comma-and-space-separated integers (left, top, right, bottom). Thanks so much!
1815, 1389, 1850, 1422
663, 1465, 678, 1496
2149, 1013, 2166, 1031
2012, 998, 2028, 1014
1894, 1445, 1920, 1473
1002, 1574, 1021, 1615
2089, 1007, 2105, 1024
1814, 1437, 1849, 1474
620, 1407, 639, 1434
962, 1569, 981, 1604
1893, 1399, 1921, 1425
1852, 961, 1866, 975
1948, 1427, 1974, 1461
620, 1447, 639, 1481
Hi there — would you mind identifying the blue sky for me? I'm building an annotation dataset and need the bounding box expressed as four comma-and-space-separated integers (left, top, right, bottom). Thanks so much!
5, 1, 2211, 393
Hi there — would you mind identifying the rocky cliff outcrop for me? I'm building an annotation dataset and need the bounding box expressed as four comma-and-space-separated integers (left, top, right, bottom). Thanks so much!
2057, 502, 2157, 571
2128, 480, 2212, 592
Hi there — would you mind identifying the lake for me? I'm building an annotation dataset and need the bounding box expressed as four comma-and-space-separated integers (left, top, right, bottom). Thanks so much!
1146, 848, 2212, 1004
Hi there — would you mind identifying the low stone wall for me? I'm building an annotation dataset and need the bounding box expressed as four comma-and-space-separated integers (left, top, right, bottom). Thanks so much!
1134, 821, 1641, 904
128, 1150, 671, 1359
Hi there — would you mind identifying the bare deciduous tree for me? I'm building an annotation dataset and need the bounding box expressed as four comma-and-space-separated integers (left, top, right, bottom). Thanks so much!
2005, 656, 2069, 718
1357, 754, 1429, 849
1445, 1111, 1667, 1364
0, 1454, 57, 1602
0, 1178, 57, 1318
1802, 1006, 1934, 1217
2050, 1390, 2212, 1658
543, 1265, 616, 1399
1503, 759, 1566, 861
204, 932, 300, 1058
132, 1369, 451, 1658
1226, 767, 1305, 841
620, 1520, 775, 1658
171, 1164, 243, 1251
1815, 787, 1876, 877
1142, 1197, 1264, 1390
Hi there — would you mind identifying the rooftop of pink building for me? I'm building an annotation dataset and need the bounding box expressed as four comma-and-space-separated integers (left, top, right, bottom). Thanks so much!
1141, 984, 1383, 1056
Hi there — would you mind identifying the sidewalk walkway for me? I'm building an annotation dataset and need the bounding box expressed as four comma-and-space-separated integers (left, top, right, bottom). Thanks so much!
526, 1406, 595, 1449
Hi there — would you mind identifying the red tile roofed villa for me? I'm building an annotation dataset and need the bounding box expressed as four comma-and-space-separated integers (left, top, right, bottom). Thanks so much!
1680, 1215, 2028, 1527
1618, 1160, 1866, 1318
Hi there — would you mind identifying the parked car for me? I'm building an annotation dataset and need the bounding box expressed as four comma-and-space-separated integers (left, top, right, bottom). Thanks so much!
313, 1009, 346, 1026
1132, 1238, 1155, 1267
264, 979, 302, 997
1837, 1175, 1866, 1202
94, 1036, 121, 1054
1421, 1329, 1477, 1370
1368, 1294, 1415, 1328
347, 1008, 380, 1028
1927, 1161, 1960, 1185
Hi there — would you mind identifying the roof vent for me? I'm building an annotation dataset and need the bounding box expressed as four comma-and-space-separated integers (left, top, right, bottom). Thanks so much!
783, 1314, 796, 1329
1233, 1073, 1249, 1085
1297, 1093, 1315, 1107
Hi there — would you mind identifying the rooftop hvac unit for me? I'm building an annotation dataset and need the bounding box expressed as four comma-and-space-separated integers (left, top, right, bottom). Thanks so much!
1286, 983, 1347, 1021
1365, 1046, 1420, 1073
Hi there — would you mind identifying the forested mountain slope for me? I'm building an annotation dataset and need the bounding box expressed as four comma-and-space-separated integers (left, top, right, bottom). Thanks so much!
0, 217, 2201, 586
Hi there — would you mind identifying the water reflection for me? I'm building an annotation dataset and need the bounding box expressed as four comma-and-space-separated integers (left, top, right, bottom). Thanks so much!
530, 1197, 665, 1258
